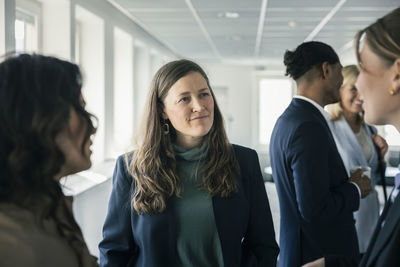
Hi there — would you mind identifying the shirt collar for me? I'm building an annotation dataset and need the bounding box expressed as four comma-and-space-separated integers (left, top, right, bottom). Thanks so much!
293, 95, 331, 123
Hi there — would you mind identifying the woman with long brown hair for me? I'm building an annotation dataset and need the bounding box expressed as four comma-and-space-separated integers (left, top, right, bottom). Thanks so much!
99, 59, 279, 266
0, 54, 98, 267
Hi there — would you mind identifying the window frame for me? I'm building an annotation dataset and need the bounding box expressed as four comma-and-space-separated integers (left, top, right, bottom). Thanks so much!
15, 0, 41, 52
253, 73, 295, 151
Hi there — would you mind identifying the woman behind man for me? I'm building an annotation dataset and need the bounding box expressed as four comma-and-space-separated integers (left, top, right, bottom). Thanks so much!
304, 6, 400, 267
99, 59, 279, 266
327, 65, 388, 254
0, 54, 98, 266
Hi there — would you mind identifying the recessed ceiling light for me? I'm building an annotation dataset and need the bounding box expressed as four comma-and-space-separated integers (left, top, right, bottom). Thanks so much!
218, 12, 240, 19
288, 21, 296, 28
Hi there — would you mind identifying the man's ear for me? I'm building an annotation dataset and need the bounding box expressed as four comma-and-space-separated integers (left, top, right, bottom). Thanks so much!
392, 58, 400, 94
321, 62, 329, 80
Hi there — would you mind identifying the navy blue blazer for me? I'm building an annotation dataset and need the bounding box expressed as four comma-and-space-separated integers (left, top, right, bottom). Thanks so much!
359, 190, 400, 267
324, 191, 400, 267
269, 98, 360, 267
99, 144, 279, 267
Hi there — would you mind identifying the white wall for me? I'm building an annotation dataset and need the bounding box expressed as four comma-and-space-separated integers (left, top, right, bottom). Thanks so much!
73, 178, 113, 257
113, 27, 134, 156
41, 0, 70, 59
76, 5, 105, 165
133, 44, 151, 132
339, 47, 358, 66
202, 63, 255, 148
0, 0, 16, 55
0, 0, 4, 55
149, 51, 164, 78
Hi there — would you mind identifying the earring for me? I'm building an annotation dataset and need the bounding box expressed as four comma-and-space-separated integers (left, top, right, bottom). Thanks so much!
389, 88, 396, 95
162, 122, 169, 135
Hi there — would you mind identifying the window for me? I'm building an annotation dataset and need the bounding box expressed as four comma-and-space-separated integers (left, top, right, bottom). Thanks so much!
384, 125, 400, 146
113, 27, 133, 156
75, 21, 82, 64
258, 78, 293, 145
14, 19, 24, 51
15, 9, 38, 52
75, 5, 105, 164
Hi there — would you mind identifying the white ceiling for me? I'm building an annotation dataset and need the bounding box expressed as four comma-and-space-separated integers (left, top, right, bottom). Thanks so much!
109, 0, 399, 66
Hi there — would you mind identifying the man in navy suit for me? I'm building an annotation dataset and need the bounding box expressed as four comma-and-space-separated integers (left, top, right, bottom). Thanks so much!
269, 41, 372, 267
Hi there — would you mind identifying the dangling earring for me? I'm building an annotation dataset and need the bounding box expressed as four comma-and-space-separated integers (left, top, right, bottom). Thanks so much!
162, 121, 170, 135
389, 88, 396, 95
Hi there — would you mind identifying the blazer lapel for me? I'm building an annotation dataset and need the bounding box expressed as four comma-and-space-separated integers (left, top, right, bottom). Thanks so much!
366, 193, 400, 266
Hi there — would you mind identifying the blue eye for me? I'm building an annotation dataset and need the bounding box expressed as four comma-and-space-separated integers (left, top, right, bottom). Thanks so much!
200, 92, 210, 98
179, 96, 190, 103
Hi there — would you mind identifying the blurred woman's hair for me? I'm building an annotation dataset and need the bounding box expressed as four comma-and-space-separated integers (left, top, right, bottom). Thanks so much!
0, 54, 96, 265
0, 54, 95, 203
355, 7, 400, 67
128, 59, 238, 214
328, 65, 361, 121
283, 41, 340, 80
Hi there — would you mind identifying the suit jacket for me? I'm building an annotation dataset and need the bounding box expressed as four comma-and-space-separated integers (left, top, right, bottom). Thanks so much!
323, 190, 400, 267
329, 116, 380, 253
359, 191, 400, 267
269, 98, 360, 267
99, 144, 279, 267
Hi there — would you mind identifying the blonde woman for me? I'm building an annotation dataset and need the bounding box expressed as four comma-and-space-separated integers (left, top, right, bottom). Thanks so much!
327, 65, 388, 254
99, 59, 279, 267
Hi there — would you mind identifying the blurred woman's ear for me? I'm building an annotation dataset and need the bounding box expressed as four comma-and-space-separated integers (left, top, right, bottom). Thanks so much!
392, 58, 400, 94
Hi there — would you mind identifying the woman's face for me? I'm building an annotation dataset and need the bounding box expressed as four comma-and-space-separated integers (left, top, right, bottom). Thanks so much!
56, 96, 94, 177
162, 71, 214, 149
340, 81, 363, 114
356, 42, 400, 126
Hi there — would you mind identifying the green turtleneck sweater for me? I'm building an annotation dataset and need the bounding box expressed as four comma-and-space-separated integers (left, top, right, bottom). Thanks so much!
173, 144, 224, 267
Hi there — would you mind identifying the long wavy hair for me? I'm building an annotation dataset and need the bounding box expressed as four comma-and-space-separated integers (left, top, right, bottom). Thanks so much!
128, 59, 238, 214
0, 54, 96, 265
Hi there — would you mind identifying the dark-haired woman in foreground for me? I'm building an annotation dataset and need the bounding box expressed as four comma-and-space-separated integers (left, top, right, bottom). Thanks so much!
99, 59, 279, 267
0, 54, 98, 267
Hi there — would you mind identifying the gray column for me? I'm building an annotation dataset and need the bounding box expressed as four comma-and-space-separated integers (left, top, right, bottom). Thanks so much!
104, 22, 114, 159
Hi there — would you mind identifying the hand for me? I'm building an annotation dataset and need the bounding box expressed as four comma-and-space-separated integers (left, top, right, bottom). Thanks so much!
372, 134, 388, 159
303, 257, 325, 267
348, 168, 372, 198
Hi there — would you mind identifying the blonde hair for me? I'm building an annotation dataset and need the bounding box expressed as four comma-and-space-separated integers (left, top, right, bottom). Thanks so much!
355, 7, 400, 68
327, 65, 360, 121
